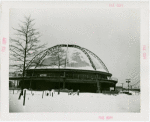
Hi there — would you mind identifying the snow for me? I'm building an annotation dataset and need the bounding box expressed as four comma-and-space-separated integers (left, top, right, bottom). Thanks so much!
9, 90, 140, 112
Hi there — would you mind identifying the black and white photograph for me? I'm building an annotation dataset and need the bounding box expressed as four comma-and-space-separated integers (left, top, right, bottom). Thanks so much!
8, 2, 142, 113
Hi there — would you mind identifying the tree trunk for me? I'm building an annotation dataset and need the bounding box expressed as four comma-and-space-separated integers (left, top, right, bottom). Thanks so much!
18, 34, 28, 100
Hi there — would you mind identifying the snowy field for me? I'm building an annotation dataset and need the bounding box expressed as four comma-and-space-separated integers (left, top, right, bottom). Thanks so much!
9, 90, 140, 113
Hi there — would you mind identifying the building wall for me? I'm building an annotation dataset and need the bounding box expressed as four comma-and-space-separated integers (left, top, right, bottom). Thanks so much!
10, 69, 117, 92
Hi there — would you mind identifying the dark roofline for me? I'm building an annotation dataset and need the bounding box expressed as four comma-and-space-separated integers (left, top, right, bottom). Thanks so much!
26, 68, 112, 76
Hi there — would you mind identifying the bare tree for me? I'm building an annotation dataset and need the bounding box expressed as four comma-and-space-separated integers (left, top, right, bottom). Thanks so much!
49, 47, 67, 68
30, 46, 67, 68
10, 16, 46, 99
47, 46, 67, 90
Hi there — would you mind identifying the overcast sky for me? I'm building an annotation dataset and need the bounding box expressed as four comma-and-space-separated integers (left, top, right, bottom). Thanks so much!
9, 8, 140, 87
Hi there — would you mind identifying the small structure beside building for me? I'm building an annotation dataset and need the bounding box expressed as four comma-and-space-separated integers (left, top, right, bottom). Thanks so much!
9, 71, 22, 88
115, 86, 123, 92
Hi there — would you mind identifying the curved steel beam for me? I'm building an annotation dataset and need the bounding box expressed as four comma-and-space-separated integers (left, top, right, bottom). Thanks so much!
34, 50, 48, 69
26, 44, 109, 73
68, 44, 96, 70
32, 44, 66, 69
83, 47, 109, 73
26, 45, 59, 70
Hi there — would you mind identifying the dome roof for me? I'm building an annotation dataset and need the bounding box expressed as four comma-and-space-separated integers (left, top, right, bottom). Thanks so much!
27, 44, 109, 73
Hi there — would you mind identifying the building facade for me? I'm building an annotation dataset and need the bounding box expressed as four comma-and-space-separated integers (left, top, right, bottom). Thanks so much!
9, 44, 118, 93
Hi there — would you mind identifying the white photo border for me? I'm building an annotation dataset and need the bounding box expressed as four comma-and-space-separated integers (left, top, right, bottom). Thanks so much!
1, 1, 149, 121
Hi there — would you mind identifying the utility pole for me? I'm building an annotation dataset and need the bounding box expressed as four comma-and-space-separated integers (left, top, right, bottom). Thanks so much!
126, 79, 131, 92
121, 83, 124, 91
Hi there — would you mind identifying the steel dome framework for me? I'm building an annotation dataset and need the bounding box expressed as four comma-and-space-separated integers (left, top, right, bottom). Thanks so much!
26, 44, 109, 72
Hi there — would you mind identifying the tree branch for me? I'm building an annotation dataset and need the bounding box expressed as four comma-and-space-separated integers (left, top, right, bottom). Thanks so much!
10, 45, 24, 52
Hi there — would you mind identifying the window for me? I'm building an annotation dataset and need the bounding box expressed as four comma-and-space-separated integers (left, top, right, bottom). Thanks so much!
40, 74, 47, 77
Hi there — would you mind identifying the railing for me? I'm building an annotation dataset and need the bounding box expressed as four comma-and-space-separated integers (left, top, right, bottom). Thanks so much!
10, 74, 118, 82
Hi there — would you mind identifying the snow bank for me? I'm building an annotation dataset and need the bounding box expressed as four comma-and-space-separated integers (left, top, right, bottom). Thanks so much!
9, 90, 140, 113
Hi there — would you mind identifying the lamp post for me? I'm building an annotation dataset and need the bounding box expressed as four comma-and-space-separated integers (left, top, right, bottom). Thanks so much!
126, 79, 131, 92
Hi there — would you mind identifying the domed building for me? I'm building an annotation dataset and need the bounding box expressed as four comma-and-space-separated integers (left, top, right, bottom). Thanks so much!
10, 44, 118, 93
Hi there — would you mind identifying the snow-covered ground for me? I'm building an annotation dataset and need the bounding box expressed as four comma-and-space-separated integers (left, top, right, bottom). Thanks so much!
9, 90, 140, 113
